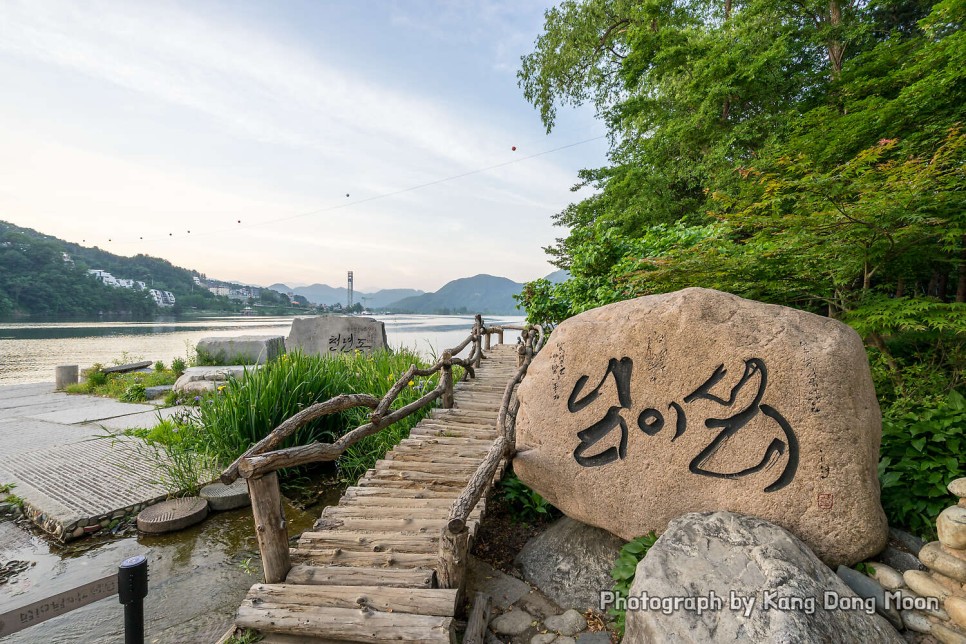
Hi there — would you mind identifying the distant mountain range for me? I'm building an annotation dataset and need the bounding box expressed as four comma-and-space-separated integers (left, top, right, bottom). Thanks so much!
269, 271, 567, 315
268, 283, 423, 308
387, 274, 524, 315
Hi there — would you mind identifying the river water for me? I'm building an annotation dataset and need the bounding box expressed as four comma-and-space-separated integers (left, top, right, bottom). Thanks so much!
0, 314, 525, 385
0, 314, 524, 642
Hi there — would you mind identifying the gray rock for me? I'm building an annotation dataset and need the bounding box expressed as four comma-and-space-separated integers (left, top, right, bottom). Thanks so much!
173, 366, 256, 392
900, 610, 932, 633
869, 562, 905, 590
465, 556, 531, 610
623, 511, 903, 643
890, 527, 926, 556
491, 608, 534, 635
878, 545, 926, 573
836, 565, 902, 630
515, 517, 626, 611
143, 385, 172, 400
575, 634, 610, 644
531, 635, 558, 644
555, 638, 576, 644
543, 609, 587, 636
196, 335, 284, 365
286, 315, 387, 356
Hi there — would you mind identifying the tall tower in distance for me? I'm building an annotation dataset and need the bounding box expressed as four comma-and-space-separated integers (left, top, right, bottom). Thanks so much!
347, 271, 354, 310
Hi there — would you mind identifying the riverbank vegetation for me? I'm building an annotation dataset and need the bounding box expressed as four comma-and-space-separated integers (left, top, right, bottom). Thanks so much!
128, 349, 456, 492
517, 0, 963, 538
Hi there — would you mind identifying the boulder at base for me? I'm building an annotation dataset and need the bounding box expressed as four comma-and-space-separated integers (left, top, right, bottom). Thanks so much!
623, 511, 903, 643
286, 315, 388, 355
173, 365, 257, 393
515, 517, 627, 611
196, 335, 285, 365
514, 288, 887, 566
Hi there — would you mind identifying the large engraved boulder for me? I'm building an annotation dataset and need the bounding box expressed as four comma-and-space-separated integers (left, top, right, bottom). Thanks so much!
286, 315, 388, 355
514, 288, 887, 566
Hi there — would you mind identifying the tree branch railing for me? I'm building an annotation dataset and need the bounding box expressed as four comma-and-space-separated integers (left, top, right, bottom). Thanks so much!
221, 315, 541, 585
436, 326, 540, 594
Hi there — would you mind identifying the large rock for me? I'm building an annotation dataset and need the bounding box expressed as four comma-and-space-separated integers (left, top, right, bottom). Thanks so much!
514, 288, 887, 566
515, 517, 626, 610
196, 335, 284, 364
622, 511, 903, 643
173, 365, 257, 392
286, 315, 388, 355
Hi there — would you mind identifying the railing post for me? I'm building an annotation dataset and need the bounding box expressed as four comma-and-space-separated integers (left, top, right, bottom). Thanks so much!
441, 349, 454, 409
247, 471, 291, 584
496, 328, 504, 345
436, 525, 470, 605
483, 329, 491, 351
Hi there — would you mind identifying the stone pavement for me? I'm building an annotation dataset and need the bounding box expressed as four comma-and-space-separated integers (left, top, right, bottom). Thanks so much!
0, 382, 189, 541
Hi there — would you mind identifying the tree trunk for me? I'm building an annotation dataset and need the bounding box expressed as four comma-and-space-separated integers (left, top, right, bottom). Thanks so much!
826, 0, 845, 80
957, 240, 966, 303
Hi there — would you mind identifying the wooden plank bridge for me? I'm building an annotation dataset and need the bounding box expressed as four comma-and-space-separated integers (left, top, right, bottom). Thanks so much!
220, 319, 541, 643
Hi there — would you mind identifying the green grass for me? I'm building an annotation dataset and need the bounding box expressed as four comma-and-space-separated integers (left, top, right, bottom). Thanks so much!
66, 365, 177, 402
138, 348, 456, 484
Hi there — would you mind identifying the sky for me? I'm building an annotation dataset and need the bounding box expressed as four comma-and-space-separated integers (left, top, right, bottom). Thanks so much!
0, 0, 609, 293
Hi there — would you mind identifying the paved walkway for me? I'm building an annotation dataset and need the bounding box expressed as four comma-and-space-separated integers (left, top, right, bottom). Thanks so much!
0, 382, 186, 540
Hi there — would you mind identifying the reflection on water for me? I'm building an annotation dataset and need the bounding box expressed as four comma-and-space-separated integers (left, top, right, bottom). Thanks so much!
0, 498, 321, 644
0, 314, 525, 385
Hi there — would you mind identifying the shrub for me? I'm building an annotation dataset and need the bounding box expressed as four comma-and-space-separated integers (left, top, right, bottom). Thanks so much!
499, 472, 556, 523
879, 389, 965, 540
609, 532, 659, 636
85, 364, 107, 387
120, 381, 147, 402
171, 357, 187, 377
160, 349, 444, 481
154, 360, 166, 372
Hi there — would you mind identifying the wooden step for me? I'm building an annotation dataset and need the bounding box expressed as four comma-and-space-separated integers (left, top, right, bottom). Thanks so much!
389, 444, 490, 459
312, 515, 460, 533
321, 504, 481, 521
290, 548, 437, 568
236, 602, 454, 643
297, 530, 440, 552
386, 449, 487, 465
339, 495, 474, 509
373, 459, 481, 474
244, 583, 458, 616
342, 486, 462, 499
285, 564, 435, 588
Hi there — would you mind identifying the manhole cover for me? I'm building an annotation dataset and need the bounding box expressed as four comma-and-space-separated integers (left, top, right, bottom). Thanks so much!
199, 479, 250, 511
137, 497, 208, 534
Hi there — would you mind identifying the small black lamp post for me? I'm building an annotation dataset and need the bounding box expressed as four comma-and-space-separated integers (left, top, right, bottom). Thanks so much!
117, 555, 148, 644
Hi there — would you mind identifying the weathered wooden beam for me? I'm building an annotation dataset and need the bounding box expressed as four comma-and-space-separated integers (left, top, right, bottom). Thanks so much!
285, 564, 435, 588
436, 525, 470, 592
222, 393, 380, 483
239, 384, 443, 478
244, 583, 459, 617
248, 472, 291, 584
463, 592, 492, 644
441, 350, 454, 409
446, 435, 507, 534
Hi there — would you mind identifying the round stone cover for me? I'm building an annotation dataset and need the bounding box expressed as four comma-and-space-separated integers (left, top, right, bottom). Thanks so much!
200, 479, 251, 511
137, 497, 209, 534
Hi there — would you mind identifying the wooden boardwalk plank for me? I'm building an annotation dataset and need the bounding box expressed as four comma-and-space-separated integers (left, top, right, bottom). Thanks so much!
240, 344, 519, 642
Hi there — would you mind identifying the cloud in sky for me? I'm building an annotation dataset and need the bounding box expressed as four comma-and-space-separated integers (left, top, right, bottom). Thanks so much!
0, 0, 607, 291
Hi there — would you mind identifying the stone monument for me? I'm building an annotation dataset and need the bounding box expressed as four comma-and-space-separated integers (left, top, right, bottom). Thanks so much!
286, 315, 388, 356
513, 288, 888, 566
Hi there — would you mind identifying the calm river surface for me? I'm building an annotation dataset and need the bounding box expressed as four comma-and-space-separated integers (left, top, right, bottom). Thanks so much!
0, 314, 525, 385
0, 313, 524, 642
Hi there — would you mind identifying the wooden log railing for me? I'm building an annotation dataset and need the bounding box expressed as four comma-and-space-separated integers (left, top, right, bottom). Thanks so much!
435, 327, 539, 593
221, 315, 543, 585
